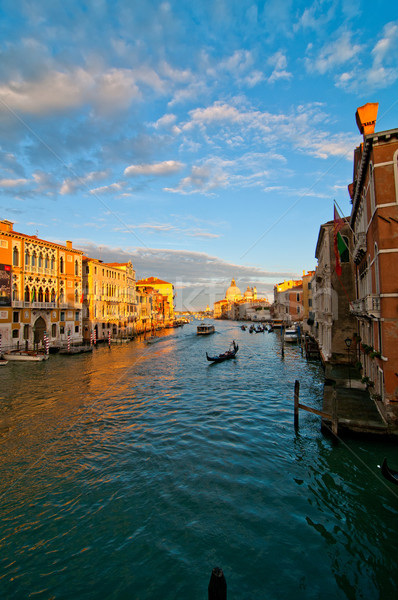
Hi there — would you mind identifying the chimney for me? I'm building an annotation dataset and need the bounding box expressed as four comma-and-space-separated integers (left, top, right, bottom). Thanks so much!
355, 103, 378, 136
66, 240, 72, 249
0, 219, 14, 232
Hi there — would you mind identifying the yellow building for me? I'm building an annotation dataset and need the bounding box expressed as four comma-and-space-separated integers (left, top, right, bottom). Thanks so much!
82, 258, 136, 341
135, 277, 175, 326
0, 219, 83, 351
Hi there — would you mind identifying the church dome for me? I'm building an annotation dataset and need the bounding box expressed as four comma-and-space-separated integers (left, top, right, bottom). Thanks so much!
244, 286, 253, 299
226, 278, 242, 301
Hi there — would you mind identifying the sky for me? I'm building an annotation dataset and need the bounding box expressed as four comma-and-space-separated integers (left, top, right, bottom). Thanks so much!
0, 1, 397, 310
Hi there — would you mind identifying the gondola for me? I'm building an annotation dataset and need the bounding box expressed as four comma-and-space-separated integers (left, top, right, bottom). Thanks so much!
206, 341, 239, 363
381, 458, 398, 485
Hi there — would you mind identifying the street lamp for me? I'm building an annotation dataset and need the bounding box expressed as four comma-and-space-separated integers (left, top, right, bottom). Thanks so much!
345, 337, 352, 388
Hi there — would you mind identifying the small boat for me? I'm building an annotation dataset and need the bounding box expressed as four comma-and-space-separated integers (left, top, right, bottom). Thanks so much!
381, 458, 398, 485
3, 350, 49, 362
284, 327, 298, 343
241, 325, 247, 331
206, 341, 239, 363
59, 345, 93, 355
146, 335, 161, 344
249, 325, 255, 333
197, 323, 215, 335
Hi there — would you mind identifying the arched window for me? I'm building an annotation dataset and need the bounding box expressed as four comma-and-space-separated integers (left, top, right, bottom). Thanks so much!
38, 287, 44, 302
45, 288, 50, 303
44, 255, 49, 269
60, 256, 64, 273
25, 250, 29, 267
59, 288, 65, 303
75, 260, 79, 276
32, 252, 36, 267
369, 163, 376, 215
374, 243, 380, 295
50, 256, 54, 271
51, 289, 56, 303
12, 284, 18, 301
13, 246, 19, 266
25, 286, 30, 302
38, 253, 43, 268
75, 289, 79, 303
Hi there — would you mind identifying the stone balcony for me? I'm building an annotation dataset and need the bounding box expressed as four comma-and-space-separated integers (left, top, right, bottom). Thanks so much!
353, 232, 367, 264
350, 294, 380, 318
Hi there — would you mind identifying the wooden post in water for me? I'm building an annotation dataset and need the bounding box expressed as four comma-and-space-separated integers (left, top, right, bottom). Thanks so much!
331, 389, 338, 436
208, 567, 227, 600
281, 326, 285, 358
294, 379, 300, 430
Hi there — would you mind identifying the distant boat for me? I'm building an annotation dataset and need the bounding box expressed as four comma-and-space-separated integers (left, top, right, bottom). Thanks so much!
59, 345, 93, 355
3, 350, 49, 362
197, 323, 215, 335
284, 327, 298, 343
381, 458, 398, 485
206, 341, 239, 363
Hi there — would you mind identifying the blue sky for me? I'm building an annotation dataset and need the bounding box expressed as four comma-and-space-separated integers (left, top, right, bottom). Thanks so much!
0, 1, 397, 309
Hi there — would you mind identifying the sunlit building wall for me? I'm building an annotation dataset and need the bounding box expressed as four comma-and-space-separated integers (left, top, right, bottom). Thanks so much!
0, 219, 83, 350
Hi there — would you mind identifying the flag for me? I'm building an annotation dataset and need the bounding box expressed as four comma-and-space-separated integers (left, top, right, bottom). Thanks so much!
333, 204, 345, 277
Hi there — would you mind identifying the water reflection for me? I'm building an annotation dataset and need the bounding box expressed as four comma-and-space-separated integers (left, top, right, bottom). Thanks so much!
0, 321, 397, 599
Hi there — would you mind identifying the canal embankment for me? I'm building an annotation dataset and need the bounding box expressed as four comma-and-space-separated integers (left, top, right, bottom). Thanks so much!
321, 363, 398, 437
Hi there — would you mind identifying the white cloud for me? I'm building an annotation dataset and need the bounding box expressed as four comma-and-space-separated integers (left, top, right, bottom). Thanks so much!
305, 30, 363, 74
124, 160, 184, 177
60, 171, 109, 195
89, 182, 125, 195
0, 177, 28, 187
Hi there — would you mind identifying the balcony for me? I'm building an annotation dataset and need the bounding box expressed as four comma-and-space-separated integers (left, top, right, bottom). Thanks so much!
365, 294, 381, 318
353, 232, 367, 264
350, 295, 380, 318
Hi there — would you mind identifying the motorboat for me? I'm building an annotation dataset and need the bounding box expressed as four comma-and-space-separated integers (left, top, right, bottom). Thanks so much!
284, 327, 298, 343
3, 350, 49, 361
197, 323, 215, 335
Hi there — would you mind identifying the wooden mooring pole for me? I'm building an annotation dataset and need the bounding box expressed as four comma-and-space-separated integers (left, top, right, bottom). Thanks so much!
293, 379, 338, 437
208, 567, 227, 600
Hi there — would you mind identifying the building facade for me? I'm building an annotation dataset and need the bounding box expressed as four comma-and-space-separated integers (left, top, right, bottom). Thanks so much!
349, 103, 398, 414
0, 219, 83, 351
82, 258, 136, 341
313, 220, 356, 363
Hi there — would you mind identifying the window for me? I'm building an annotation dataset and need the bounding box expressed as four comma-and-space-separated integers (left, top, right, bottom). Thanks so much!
374, 243, 380, 295
75, 260, 79, 276
38, 253, 43, 268
12, 284, 18, 301
51, 289, 56, 303
309, 299, 312, 307
60, 256, 64, 273
75, 325, 79, 333
23, 324, 29, 339
75, 311, 79, 320
59, 289, 64, 303
45, 288, 50, 303
52, 324, 57, 337
13, 246, 19, 266
25, 250, 29, 266
45, 255, 49, 269
38, 287, 44, 302
12, 329, 19, 338
86, 266, 89, 274
60, 326, 65, 334
60, 311, 65, 321
32, 252, 36, 267
51, 256, 54, 270
25, 286, 30, 302
296, 293, 300, 301
13, 311, 19, 323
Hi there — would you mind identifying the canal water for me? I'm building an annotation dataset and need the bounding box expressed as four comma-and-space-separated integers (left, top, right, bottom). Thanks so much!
0, 320, 397, 599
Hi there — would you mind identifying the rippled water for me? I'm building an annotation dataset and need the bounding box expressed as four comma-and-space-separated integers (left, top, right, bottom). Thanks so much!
0, 321, 397, 599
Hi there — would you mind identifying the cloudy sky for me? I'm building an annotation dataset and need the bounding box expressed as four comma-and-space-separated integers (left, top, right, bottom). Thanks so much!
0, 1, 397, 309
